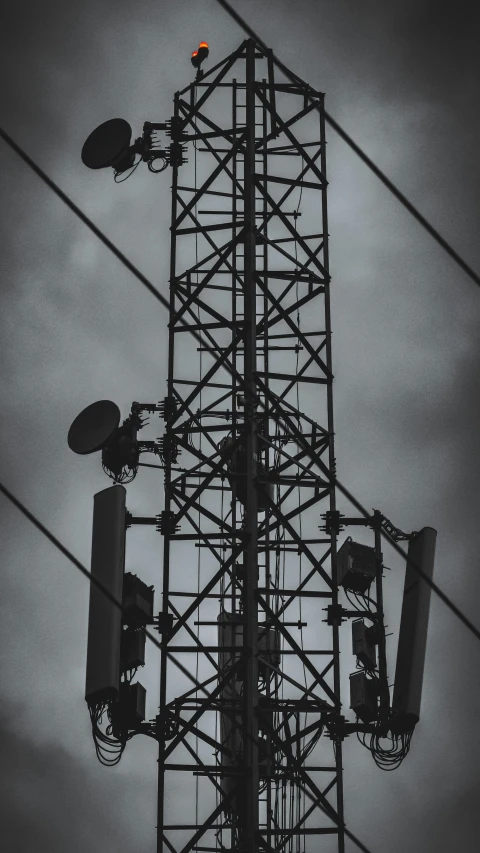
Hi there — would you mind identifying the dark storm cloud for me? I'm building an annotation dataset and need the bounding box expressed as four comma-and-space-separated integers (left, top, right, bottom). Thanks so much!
0, 708, 137, 853
385, 0, 480, 87
299, 0, 480, 101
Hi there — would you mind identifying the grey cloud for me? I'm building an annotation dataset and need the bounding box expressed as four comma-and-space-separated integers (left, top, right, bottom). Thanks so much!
0, 709, 139, 853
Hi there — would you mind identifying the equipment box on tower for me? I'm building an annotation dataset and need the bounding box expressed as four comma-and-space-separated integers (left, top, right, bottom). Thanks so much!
337, 538, 376, 594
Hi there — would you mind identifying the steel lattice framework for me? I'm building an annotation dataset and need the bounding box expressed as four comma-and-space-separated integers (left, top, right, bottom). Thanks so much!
157, 38, 345, 853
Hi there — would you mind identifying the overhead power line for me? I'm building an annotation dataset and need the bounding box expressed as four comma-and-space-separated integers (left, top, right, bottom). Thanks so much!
0, 127, 171, 311
215, 0, 480, 289
0, 479, 204, 693
0, 480, 162, 646
336, 481, 480, 642
0, 129, 479, 645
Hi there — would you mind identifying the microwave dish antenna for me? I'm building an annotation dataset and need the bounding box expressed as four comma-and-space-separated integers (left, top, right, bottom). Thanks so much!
81, 119, 134, 172
68, 400, 121, 455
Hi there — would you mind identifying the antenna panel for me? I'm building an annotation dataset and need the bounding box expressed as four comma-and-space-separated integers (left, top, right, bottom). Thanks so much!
392, 527, 437, 731
85, 485, 126, 705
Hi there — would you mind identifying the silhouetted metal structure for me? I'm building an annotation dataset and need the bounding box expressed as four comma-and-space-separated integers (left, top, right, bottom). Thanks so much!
156, 38, 344, 853
75, 35, 437, 853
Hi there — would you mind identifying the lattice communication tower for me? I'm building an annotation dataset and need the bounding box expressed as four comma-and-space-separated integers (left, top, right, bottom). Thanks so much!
71, 36, 437, 853
158, 37, 343, 853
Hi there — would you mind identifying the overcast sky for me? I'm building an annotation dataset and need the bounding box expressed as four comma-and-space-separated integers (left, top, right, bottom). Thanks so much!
1, 1, 480, 851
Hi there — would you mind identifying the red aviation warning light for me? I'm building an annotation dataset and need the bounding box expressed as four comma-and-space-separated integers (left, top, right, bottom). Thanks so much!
191, 41, 210, 71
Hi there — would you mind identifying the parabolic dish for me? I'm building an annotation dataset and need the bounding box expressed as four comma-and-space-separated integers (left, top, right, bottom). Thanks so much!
81, 118, 132, 169
68, 400, 121, 455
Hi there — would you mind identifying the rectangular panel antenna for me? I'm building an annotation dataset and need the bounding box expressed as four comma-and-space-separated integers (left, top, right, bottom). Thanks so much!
392, 527, 437, 732
85, 485, 126, 705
